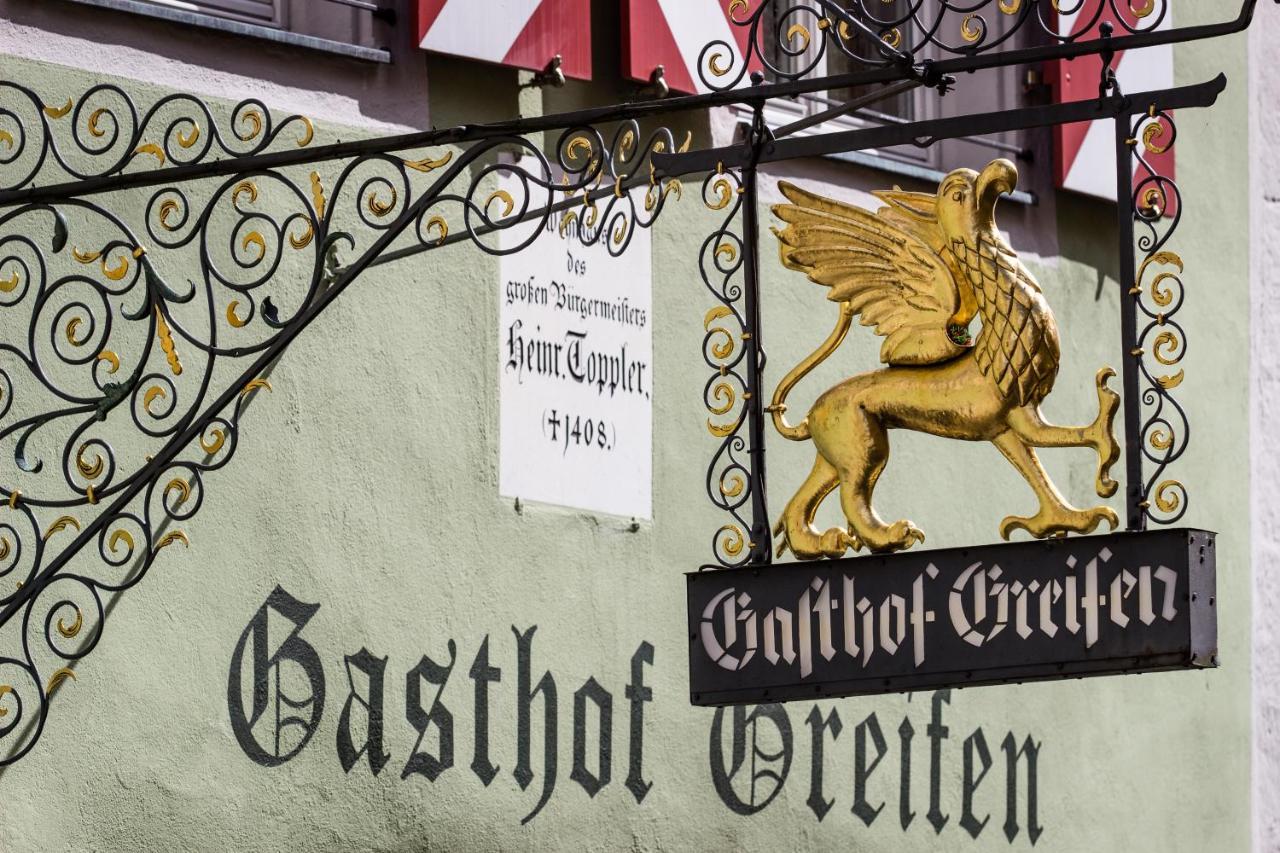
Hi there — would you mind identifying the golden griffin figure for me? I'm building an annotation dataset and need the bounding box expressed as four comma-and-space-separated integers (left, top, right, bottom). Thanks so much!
769, 159, 1121, 558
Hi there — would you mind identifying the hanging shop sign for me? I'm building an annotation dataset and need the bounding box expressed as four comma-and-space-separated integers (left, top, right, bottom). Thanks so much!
688, 528, 1217, 705
498, 180, 654, 519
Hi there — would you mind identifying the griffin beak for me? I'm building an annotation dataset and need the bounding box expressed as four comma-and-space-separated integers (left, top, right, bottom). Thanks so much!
976, 158, 1018, 219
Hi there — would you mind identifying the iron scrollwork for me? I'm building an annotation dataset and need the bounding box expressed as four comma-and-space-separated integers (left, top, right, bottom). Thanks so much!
0, 82, 684, 763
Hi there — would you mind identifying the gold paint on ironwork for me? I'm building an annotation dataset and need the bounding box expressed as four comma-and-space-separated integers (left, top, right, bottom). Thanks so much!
76, 443, 103, 479
707, 416, 741, 438
881, 28, 902, 49
310, 171, 326, 219
1152, 330, 1181, 365
708, 381, 736, 415
583, 200, 600, 229
96, 350, 120, 374
200, 427, 226, 455
177, 123, 200, 149
47, 667, 76, 693
999, 0, 1022, 12
155, 530, 189, 552
296, 116, 315, 148
0, 269, 17, 292
65, 316, 86, 347
87, 108, 107, 138
559, 211, 578, 237
704, 305, 736, 360
403, 152, 454, 173
960, 15, 983, 42
237, 108, 264, 142
1140, 186, 1164, 217
241, 231, 266, 263
0, 537, 9, 561
158, 199, 181, 231
232, 180, 259, 207
56, 607, 83, 639
155, 307, 183, 376
164, 478, 191, 506
566, 136, 594, 162
838, 21, 853, 41
43, 98, 73, 119
8, 490, 19, 509
0, 684, 10, 716
367, 186, 398, 217
109, 528, 135, 555
43, 515, 81, 542
1130, 0, 1154, 18
86, 484, 96, 505
1153, 480, 1183, 513
1149, 428, 1172, 451
1157, 370, 1185, 390
425, 216, 449, 245
72, 247, 101, 264
0, 129, 13, 149
720, 475, 744, 498
717, 524, 745, 557
289, 220, 314, 250
612, 221, 628, 247
1137, 250, 1182, 306
728, 0, 748, 17
786, 23, 812, 52
708, 52, 732, 78
133, 143, 165, 165
769, 160, 1121, 557
101, 251, 129, 282
619, 129, 636, 160
240, 377, 272, 399
1142, 118, 1169, 154
226, 300, 250, 328
715, 242, 737, 264
143, 384, 167, 416
614, 174, 628, 199
679, 130, 693, 153
485, 189, 515, 219
706, 177, 734, 211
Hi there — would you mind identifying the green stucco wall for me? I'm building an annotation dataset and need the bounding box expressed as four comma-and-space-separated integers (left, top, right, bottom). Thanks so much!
0, 6, 1253, 848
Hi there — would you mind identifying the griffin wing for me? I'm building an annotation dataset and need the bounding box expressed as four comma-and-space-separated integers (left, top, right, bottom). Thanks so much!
773, 181, 967, 366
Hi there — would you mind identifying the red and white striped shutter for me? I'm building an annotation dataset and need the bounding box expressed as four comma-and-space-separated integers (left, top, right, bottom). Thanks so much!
1050, 8, 1175, 203
623, 0, 762, 95
418, 0, 593, 81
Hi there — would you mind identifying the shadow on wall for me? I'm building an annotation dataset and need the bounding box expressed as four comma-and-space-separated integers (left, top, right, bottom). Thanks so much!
1056, 189, 1122, 301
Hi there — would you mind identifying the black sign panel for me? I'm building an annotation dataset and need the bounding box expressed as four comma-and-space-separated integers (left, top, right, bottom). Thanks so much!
687, 528, 1217, 706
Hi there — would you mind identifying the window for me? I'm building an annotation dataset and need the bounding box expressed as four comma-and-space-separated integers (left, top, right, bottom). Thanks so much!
141, 0, 282, 27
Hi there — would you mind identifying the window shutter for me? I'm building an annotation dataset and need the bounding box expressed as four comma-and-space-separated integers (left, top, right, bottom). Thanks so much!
622, 0, 761, 95
417, 0, 593, 81
146, 0, 281, 26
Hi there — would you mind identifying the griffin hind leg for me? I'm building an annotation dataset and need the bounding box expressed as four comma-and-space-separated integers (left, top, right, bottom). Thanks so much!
992, 429, 1118, 540
1005, 367, 1121, 498
774, 453, 862, 560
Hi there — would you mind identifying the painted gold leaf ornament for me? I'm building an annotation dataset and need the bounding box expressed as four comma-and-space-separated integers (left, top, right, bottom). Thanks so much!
155, 307, 183, 376
619, 129, 636, 160
43, 98, 73, 119
1142, 117, 1170, 154
108, 529, 135, 556
76, 443, 103, 479
0, 684, 11, 717
1149, 428, 1173, 451
164, 478, 191, 506
237, 108, 264, 142
310, 171, 327, 219
1152, 330, 1182, 365
177, 123, 200, 149
715, 242, 738, 264
881, 28, 902, 49
559, 211, 578, 237
960, 14, 984, 43
102, 251, 130, 282
1130, 0, 1155, 18
1154, 480, 1184, 513
612, 220, 629, 247
158, 199, 182, 231
998, 0, 1022, 13
200, 427, 226, 455
226, 300, 250, 328
0, 269, 18, 293
72, 247, 101, 265
0, 537, 9, 562
679, 131, 693, 154
425, 216, 449, 246
56, 607, 83, 639
154, 530, 189, 552
232, 180, 259, 207
367, 186, 398, 218
289, 220, 314, 250
719, 474, 744, 499
716, 524, 745, 558
0, 128, 14, 149
707, 51, 732, 78
295, 116, 315, 148
241, 231, 267, 263
707, 414, 742, 438
1156, 369, 1185, 390
485, 189, 515, 219
133, 143, 166, 165
87, 108, 108, 138
566, 136, 593, 162
727, 0, 749, 19
96, 350, 120, 374
403, 152, 453, 173
240, 377, 273, 399
142, 384, 167, 416
64, 316, 87, 347
706, 177, 734, 211
46, 667, 76, 693
43, 515, 81, 541
708, 381, 736, 415
786, 23, 811, 52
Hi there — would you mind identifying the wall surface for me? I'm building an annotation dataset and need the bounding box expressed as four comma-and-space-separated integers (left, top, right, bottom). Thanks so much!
0, 2, 1257, 851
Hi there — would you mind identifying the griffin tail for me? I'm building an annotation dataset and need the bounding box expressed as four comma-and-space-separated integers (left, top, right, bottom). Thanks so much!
769, 301, 855, 441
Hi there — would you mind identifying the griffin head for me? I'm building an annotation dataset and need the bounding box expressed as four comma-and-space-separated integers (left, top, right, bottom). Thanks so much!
935, 158, 1018, 245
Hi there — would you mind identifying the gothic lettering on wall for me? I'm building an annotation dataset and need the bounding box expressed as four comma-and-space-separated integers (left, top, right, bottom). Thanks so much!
228, 587, 1041, 843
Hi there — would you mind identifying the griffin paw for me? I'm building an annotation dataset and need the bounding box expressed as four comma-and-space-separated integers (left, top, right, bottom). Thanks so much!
1092, 368, 1122, 498
862, 519, 926, 554
999, 504, 1118, 540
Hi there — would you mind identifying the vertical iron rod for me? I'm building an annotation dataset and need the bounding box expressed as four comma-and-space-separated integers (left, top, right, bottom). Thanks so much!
1114, 114, 1146, 531
743, 103, 773, 563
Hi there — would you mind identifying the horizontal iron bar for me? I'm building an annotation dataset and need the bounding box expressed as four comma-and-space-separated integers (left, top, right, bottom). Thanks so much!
772, 79, 926, 139
0, 0, 1257, 208
656, 75, 1227, 175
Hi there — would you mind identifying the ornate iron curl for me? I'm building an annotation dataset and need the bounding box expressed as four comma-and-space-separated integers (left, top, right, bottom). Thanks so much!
1126, 105, 1188, 525
700, 0, 1174, 92
0, 90, 684, 764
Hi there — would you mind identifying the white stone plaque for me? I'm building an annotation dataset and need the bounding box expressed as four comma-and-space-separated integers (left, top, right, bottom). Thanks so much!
498, 192, 652, 519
